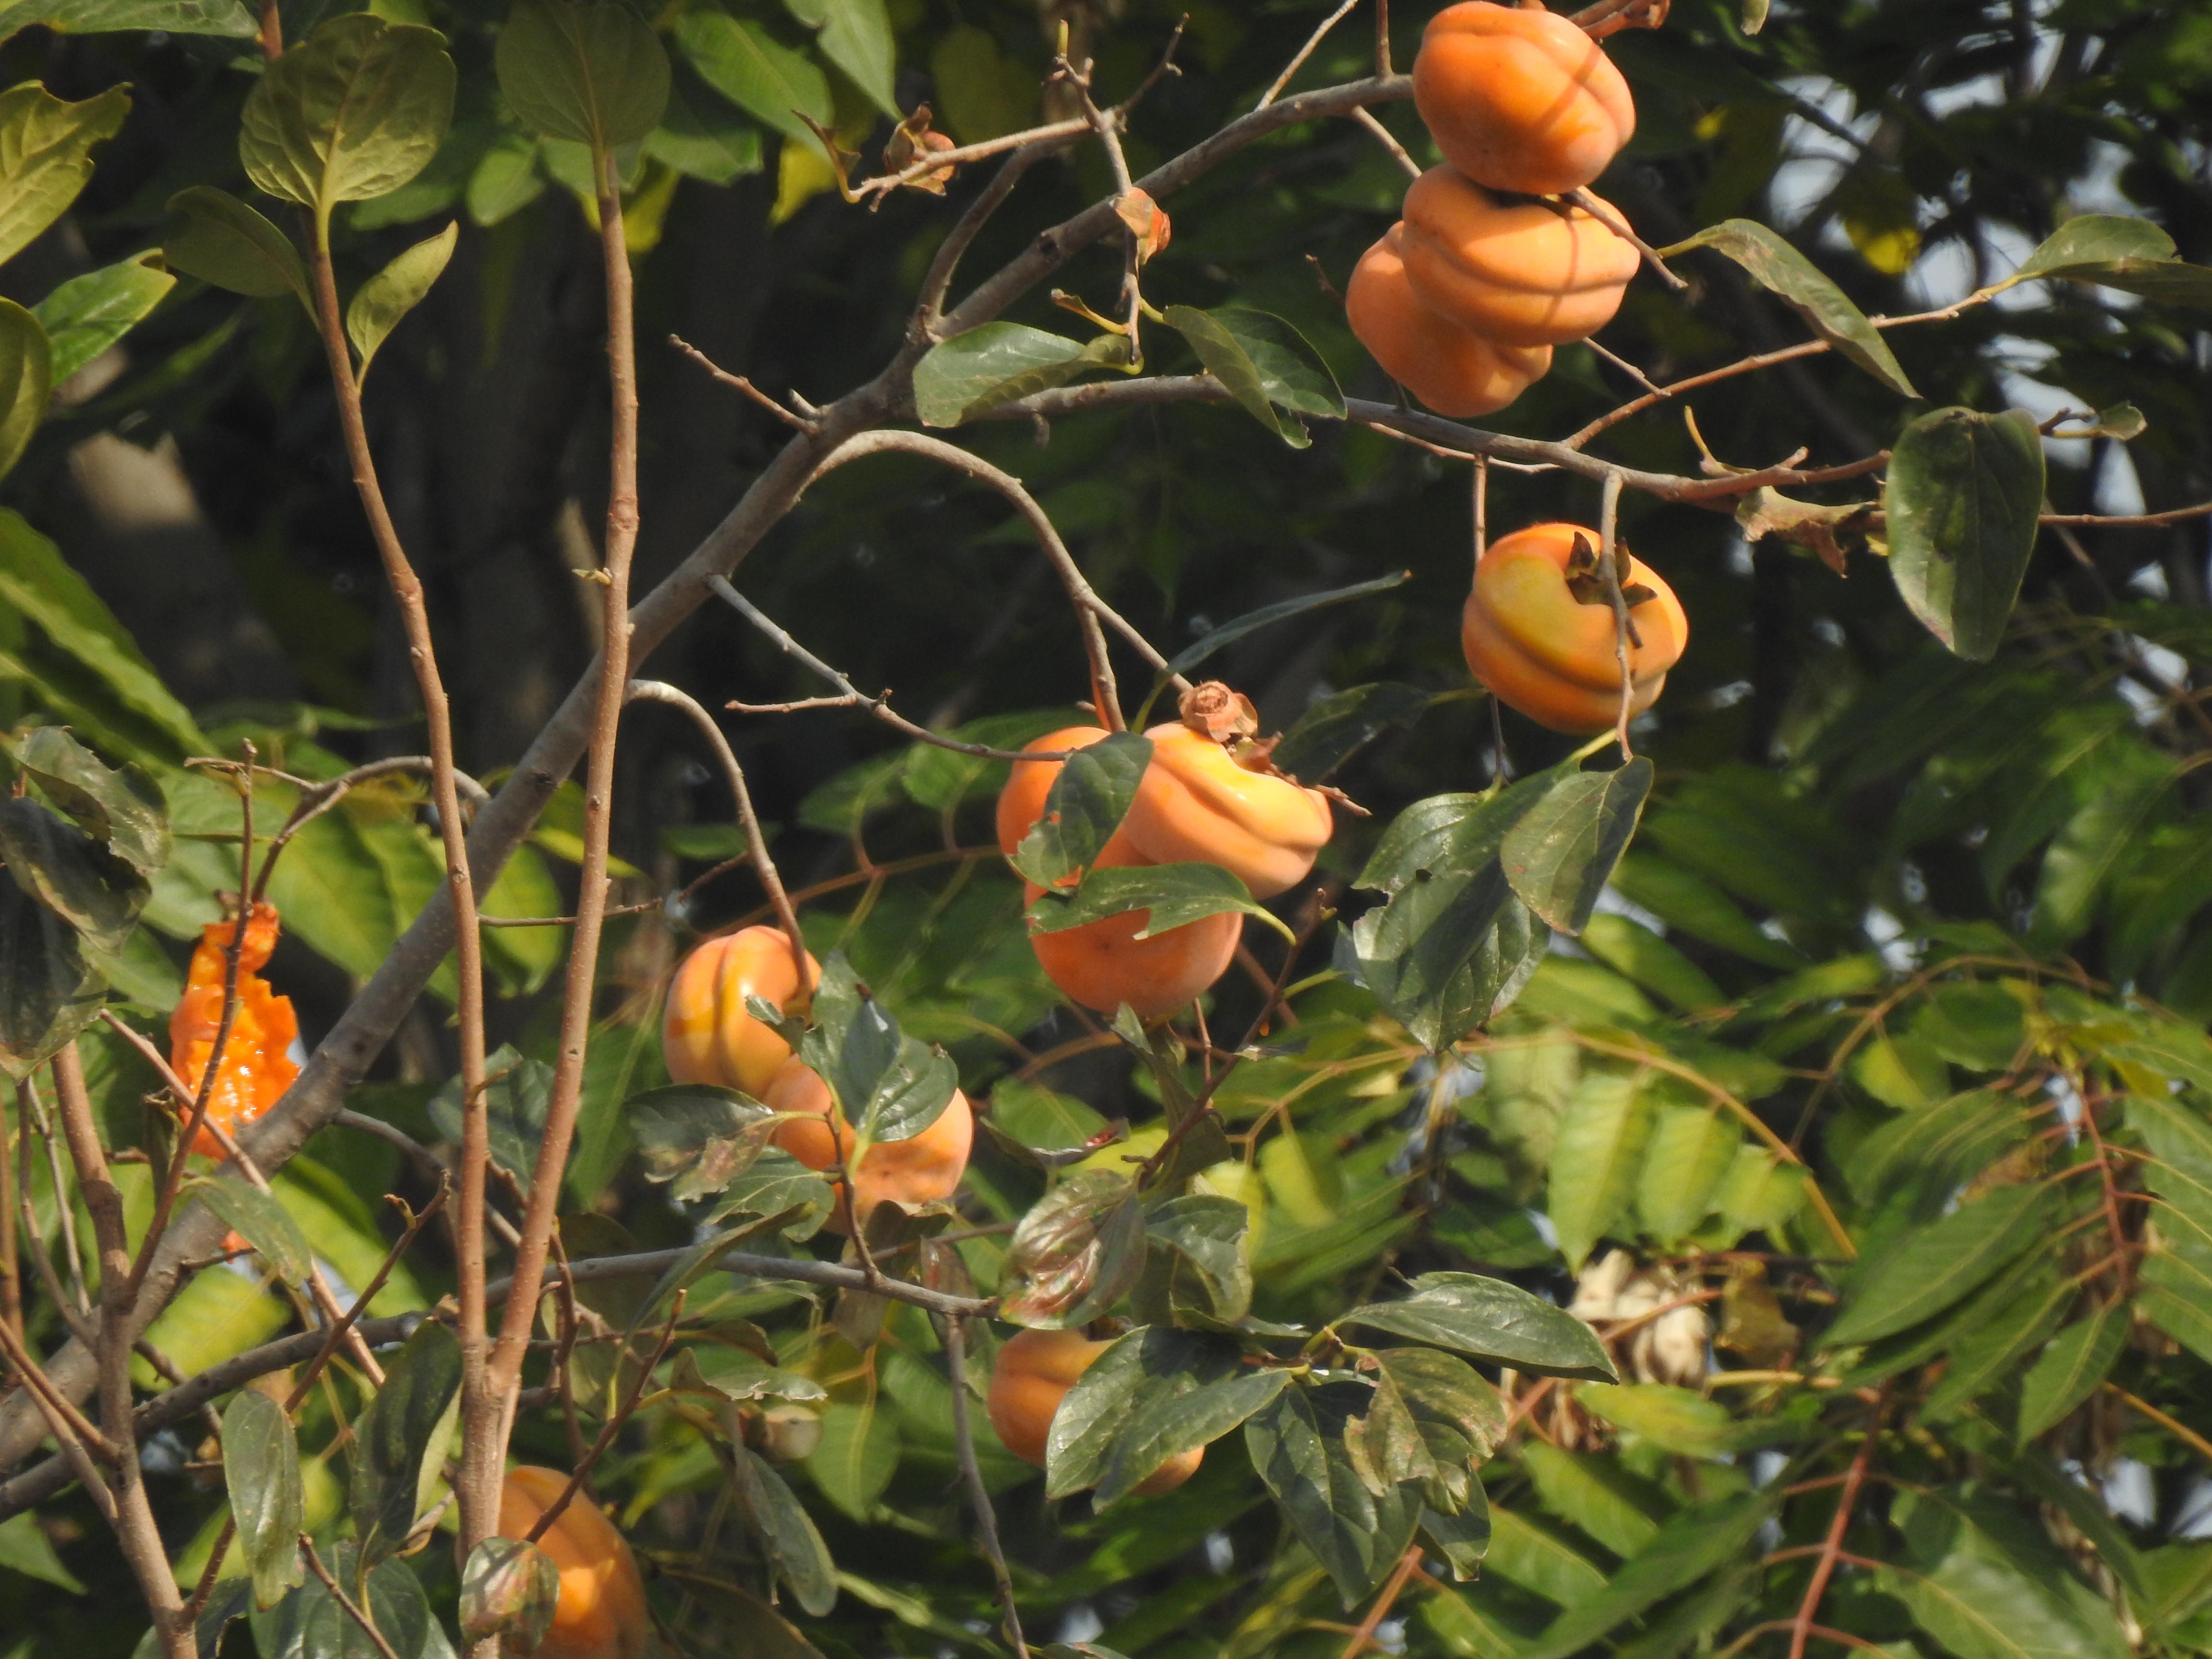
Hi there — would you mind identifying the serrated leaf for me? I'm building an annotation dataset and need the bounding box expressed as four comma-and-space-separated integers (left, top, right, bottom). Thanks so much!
912, 322, 1126, 426
1661, 219, 1916, 396
674, 10, 831, 144
1028, 861, 1273, 939
163, 186, 311, 308
240, 13, 457, 220
1886, 406, 2045, 661
1827, 1181, 2050, 1347
1011, 731, 1152, 889
1164, 572, 1409, 680
1341, 1272, 1616, 1382
497, 0, 670, 152
1162, 304, 1343, 448
193, 1178, 313, 1284
222, 1390, 305, 1610
0, 298, 47, 483
348, 1319, 461, 1568
0, 81, 129, 267
346, 220, 455, 380
31, 252, 172, 386
1500, 759, 1653, 936
1522, 1443, 1664, 1558
999, 1170, 1145, 1328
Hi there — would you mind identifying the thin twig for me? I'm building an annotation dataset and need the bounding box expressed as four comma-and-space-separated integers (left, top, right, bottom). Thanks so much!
1336, 1546, 1422, 1657
625, 680, 807, 982
668, 336, 816, 433
2106, 1383, 2212, 1467
301, 1538, 403, 1659
252, 757, 490, 903
1261, 0, 1363, 109
522, 1295, 684, 1547
1599, 473, 1635, 757
1350, 107, 1420, 178
918, 144, 1068, 332
1568, 187, 1686, 292
936, 1314, 1028, 1656
1788, 1391, 1888, 1659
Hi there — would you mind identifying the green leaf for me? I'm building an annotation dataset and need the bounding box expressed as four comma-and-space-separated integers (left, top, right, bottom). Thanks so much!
674, 10, 832, 144
1419, 1494, 1493, 1581
251, 1542, 449, 1659
496, 0, 671, 152
1133, 1191, 1252, 1327
983, 1077, 1107, 1160
31, 252, 172, 387
1272, 682, 1430, 784
345, 220, 455, 380
8, 726, 168, 880
1095, 1367, 1289, 1508
1351, 785, 1551, 1050
1522, 1443, 1665, 1558
1486, 1503, 1607, 1605
912, 322, 1127, 426
929, 23, 1035, 143
1661, 219, 1916, 396
732, 1447, 838, 1616
1547, 1070, 1655, 1270
1636, 1102, 1740, 1241
0, 873, 106, 1078
1582, 914, 1724, 1012
459, 1538, 559, 1655
428, 1044, 556, 1197
1827, 1181, 2050, 1347
2015, 1303, 2126, 1443
999, 1169, 1146, 1328
798, 0, 896, 119
0, 0, 252, 33
1500, 759, 1653, 936
0, 298, 47, 483
0, 82, 129, 268
900, 708, 1072, 810
1245, 1383, 1422, 1607
1163, 573, 1410, 680
1011, 731, 1152, 888
1028, 861, 1277, 940
1888, 1490, 2131, 1659
1162, 304, 1344, 449
1577, 1383, 1744, 1459
1522, 1494, 1777, 1659
240, 13, 457, 222
1341, 1272, 1617, 1382
192, 1177, 313, 1284
347, 1318, 461, 1568
1610, 850, 1804, 969
2030, 750, 2176, 946
2008, 215, 2176, 283
162, 186, 311, 309
628, 1082, 775, 1200
1046, 1326, 1239, 1497
805, 1397, 899, 1520
221, 1390, 305, 1610
0, 796, 147, 955
0, 1510, 84, 1593
1885, 406, 2046, 661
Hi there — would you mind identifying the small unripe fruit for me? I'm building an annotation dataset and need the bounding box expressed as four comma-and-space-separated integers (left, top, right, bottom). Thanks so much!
662, 926, 820, 1098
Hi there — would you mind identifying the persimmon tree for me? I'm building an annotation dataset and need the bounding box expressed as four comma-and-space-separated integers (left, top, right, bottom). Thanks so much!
1, 1, 2211, 1658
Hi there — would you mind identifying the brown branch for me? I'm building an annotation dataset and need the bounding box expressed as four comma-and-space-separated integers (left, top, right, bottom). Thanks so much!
668, 336, 816, 433
252, 757, 489, 903
1337, 1546, 1423, 1657
2040, 500, 2212, 527
1568, 187, 1686, 292
1350, 106, 1421, 179
1790, 1392, 1889, 1659
521, 1296, 683, 1548
301, 1538, 403, 1659
0, 1085, 16, 1346
1261, 0, 1363, 109
937, 1314, 1028, 1656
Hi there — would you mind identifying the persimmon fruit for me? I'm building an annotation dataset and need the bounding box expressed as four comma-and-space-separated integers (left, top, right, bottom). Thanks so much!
169, 902, 299, 1159
986, 1329, 1203, 1496
762, 1056, 975, 1227
1122, 721, 1334, 901
1461, 521, 1688, 732
1400, 167, 1640, 348
1347, 224, 1553, 417
662, 925, 820, 1098
496, 1466, 650, 1659
1413, 1, 1636, 196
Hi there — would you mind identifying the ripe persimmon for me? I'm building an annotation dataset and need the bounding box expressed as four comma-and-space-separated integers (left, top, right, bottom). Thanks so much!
986, 1329, 1203, 1496
496, 1466, 650, 1659
1413, 1, 1636, 196
169, 902, 299, 1159
1400, 167, 1640, 347
763, 1056, 975, 1227
662, 925, 820, 1098
1123, 722, 1334, 901
1348, 224, 1552, 417
1461, 521, 1688, 733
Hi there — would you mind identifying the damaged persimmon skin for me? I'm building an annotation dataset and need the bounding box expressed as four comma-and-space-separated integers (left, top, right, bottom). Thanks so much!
986, 1329, 1203, 1496
169, 902, 300, 1159
1461, 521, 1688, 733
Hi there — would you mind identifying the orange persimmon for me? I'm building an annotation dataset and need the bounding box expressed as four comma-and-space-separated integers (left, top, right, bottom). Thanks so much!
496, 1466, 650, 1659
1347, 224, 1553, 417
1412, 1, 1636, 196
1400, 167, 1640, 348
662, 925, 820, 1098
168, 902, 299, 1159
1461, 521, 1688, 733
986, 1329, 1203, 1496
1122, 722, 1334, 901
762, 1057, 975, 1227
